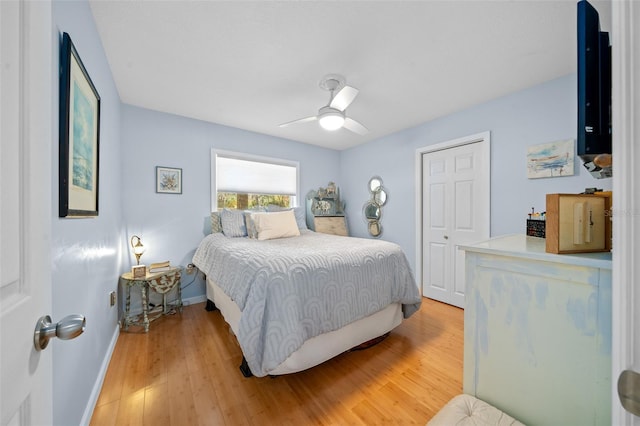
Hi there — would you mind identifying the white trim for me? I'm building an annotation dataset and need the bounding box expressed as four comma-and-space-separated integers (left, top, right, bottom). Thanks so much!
611, 1, 639, 424
182, 294, 207, 306
414, 131, 491, 298
80, 325, 120, 426
209, 148, 300, 212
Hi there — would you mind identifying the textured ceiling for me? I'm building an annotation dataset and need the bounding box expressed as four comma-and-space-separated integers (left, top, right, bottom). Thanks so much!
89, 0, 611, 150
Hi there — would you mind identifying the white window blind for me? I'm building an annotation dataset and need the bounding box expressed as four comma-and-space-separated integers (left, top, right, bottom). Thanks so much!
216, 155, 297, 196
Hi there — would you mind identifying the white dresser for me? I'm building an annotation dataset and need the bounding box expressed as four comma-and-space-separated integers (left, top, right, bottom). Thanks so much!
460, 234, 612, 426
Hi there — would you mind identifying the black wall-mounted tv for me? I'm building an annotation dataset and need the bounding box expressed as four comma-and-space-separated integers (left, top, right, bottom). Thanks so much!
577, 0, 612, 179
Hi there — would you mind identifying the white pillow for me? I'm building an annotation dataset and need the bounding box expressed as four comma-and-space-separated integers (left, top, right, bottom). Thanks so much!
266, 205, 308, 230
251, 210, 301, 241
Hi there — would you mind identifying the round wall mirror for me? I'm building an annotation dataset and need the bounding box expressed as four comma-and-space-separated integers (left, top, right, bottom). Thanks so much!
373, 187, 387, 206
363, 202, 381, 221
368, 221, 382, 237
364, 176, 388, 238
368, 176, 383, 193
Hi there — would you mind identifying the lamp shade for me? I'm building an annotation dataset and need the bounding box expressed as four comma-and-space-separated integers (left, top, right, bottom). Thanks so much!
318, 107, 345, 131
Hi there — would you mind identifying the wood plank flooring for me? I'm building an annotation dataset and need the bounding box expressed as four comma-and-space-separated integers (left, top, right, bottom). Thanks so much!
90, 297, 463, 425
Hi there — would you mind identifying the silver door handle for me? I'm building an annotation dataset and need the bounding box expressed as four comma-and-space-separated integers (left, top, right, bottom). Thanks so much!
618, 369, 640, 416
33, 314, 86, 351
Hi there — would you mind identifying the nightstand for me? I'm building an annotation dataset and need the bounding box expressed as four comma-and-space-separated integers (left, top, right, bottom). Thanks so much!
313, 215, 349, 236
120, 266, 183, 332
305, 183, 349, 236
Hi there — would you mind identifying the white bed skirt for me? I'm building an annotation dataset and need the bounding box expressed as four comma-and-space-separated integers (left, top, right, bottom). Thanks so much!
206, 277, 403, 376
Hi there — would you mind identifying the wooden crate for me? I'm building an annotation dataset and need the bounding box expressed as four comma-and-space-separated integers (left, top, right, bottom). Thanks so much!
545, 192, 612, 254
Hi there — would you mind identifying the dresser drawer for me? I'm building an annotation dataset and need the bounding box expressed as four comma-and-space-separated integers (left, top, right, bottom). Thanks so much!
314, 216, 348, 236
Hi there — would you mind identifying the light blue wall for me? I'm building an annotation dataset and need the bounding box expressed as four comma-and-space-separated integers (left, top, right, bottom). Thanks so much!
52, 0, 124, 425
47, 3, 613, 424
120, 105, 342, 302
339, 74, 612, 275
49, 3, 340, 423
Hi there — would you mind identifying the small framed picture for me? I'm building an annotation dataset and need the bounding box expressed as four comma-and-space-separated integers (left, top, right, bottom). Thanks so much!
156, 166, 182, 194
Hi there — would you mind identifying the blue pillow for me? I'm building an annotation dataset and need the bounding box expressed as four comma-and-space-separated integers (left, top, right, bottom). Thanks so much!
220, 209, 247, 237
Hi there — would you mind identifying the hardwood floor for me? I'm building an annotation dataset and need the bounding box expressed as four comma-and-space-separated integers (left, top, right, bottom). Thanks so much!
90, 297, 463, 425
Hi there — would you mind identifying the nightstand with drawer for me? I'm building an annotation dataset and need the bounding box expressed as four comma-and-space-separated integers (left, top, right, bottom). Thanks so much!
313, 215, 349, 236
305, 182, 349, 236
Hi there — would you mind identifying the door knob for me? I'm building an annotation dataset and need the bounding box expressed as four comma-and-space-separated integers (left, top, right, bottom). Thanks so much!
444, 235, 449, 239
33, 314, 86, 351
618, 369, 640, 416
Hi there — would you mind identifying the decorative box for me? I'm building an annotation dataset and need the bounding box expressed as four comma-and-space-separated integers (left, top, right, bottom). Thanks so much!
545, 192, 612, 254
526, 219, 546, 238
132, 265, 147, 278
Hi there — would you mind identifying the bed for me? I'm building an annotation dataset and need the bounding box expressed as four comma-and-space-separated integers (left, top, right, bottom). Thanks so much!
192, 209, 421, 377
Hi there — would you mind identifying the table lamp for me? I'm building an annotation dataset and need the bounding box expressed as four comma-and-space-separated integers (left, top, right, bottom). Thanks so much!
130, 235, 146, 265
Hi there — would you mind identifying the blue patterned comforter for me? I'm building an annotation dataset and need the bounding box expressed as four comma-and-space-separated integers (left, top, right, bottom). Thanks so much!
192, 230, 421, 376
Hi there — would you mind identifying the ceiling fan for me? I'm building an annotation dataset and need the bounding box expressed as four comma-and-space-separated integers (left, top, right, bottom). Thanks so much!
279, 74, 369, 135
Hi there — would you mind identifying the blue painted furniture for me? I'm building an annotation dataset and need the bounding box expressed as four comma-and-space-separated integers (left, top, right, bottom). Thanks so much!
461, 234, 612, 425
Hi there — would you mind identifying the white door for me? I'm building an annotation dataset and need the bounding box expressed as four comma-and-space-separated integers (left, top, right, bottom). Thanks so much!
1, 1, 54, 425
611, 1, 640, 423
420, 133, 490, 308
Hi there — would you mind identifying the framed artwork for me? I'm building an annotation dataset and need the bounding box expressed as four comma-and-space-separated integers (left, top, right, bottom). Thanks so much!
59, 32, 101, 217
156, 166, 182, 194
527, 139, 575, 179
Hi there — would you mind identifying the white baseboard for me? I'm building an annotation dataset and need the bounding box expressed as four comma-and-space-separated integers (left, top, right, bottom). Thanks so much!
77, 294, 206, 425
124, 292, 207, 315
182, 294, 207, 306
79, 324, 120, 426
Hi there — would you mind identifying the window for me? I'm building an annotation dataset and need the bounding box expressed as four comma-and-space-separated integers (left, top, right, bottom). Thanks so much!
211, 149, 299, 211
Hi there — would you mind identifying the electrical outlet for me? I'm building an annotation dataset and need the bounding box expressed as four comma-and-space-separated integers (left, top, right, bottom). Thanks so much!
109, 291, 117, 306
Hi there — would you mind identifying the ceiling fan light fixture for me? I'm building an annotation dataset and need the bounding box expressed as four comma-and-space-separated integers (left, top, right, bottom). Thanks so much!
318, 107, 345, 131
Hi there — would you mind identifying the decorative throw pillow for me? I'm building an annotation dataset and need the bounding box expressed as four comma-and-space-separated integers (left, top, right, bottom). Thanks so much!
266, 205, 308, 230
244, 212, 258, 239
220, 209, 247, 237
210, 212, 223, 233
251, 210, 300, 240
293, 206, 308, 230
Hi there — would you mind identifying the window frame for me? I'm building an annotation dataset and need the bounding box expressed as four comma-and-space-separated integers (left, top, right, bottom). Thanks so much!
210, 149, 300, 212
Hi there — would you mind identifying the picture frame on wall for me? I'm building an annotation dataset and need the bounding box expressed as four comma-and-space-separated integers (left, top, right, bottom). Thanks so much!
59, 32, 101, 218
156, 166, 182, 194
526, 139, 575, 179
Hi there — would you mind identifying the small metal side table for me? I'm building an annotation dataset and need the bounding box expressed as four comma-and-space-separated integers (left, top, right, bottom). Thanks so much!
120, 267, 183, 332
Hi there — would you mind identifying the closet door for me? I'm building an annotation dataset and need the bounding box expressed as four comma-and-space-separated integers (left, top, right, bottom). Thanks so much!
422, 139, 489, 308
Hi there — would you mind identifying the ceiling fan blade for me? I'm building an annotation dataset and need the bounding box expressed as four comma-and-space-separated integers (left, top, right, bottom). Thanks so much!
278, 116, 317, 128
329, 85, 359, 111
343, 117, 369, 135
